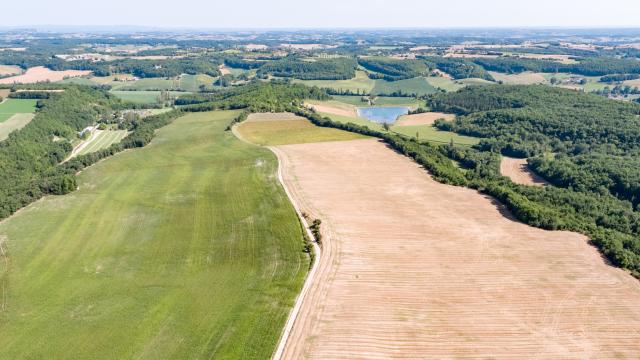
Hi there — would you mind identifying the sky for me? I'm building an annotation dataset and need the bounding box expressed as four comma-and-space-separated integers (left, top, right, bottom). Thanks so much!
2, 0, 640, 29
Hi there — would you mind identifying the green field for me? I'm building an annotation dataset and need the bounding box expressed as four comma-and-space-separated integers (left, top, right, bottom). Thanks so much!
424, 76, 466, 92
391, 124, 480, 146
236, 116, 368, 145
178, 74, 217, 92
318, 111, 385, 131
372, 77, 438, 96
293, 70, 376, 93
109, 90, 190, 104
112, 77, 180, 91
0, 111, 308, 359
0, 99, 37, 121
75, 130, 129, 156
0, 113, 35, 140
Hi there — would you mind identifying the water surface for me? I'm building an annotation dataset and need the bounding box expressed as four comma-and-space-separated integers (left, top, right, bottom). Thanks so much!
357, 107, 409, 124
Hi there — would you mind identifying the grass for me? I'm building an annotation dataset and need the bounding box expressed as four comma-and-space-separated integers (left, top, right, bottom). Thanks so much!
109, 91, 190, 104
111, 77, 180, 91
391, 124, 480, 146
318, 111, 385, 131
0, 110, 308, 359
0, 99, 37, 122
372, 77, 438, 96
236, 116, 368, 145
0, 113, 35, 140
75, 130, 129, 156
424, 76, 465, 92
178, 74, 217, 92
292, 70, 376, 93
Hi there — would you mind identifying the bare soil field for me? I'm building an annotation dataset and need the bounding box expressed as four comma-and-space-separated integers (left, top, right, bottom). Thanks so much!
396, 112, 455, 126
489, 71, 547, 85
277, 139, 640, 359
305, 101, 357, 117
0, 66, 91, 84
0, 89, 10, 99
0, 65, 22, 76
500, 156, 549, 186
219, 64, 231, 75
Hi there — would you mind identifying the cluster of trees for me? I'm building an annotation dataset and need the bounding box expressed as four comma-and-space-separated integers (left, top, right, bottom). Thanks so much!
293, 92, 640, 276
471, 56, 640, 76
421, 84, 640, 275
357, 57, 428, 81
422, 57, 495, 80
0, 87, 120, 219
599, 74, 640, 83
256, 57, 357, 80
593, 85, 640, 96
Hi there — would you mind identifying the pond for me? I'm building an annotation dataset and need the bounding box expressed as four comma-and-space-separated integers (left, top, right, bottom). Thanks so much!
357, 106, 409, 124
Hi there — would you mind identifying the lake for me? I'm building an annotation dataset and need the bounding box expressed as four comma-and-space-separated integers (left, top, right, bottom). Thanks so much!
357, 107, 409, 124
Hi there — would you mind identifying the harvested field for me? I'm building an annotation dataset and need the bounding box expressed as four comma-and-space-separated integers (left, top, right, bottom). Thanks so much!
0, 89, 10, 98
396, 111, 455, 126
0, 65, 22, 76
0, 114, 35, 141
219, 64, 232, 75
277, 138, 640, 359
500, 156, 549, 187
236, 113, 367, 145
489, 71, 546, 85
0, 66, 90, 84
305, 100, 357, 117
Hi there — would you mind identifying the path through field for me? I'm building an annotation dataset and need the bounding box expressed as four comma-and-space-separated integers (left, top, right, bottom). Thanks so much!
277, 138, 640, 359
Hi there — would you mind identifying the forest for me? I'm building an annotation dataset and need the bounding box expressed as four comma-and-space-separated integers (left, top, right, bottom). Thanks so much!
422, 57, 495, 80
256, 57, 357, 80
471, 56, 640, 76
357, 57, 429, 81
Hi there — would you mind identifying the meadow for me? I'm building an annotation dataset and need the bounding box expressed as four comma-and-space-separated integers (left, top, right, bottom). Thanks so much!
390, 124, 480, 146
0, 99, 37, 122
74, 130, 129, 157
236, 113, 367, 145
293, 70, 375, 93
0, 110, 308, 359
109, 90, 190, 104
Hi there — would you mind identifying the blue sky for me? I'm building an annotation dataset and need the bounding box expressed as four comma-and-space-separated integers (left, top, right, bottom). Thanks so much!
3, 0, 639, 28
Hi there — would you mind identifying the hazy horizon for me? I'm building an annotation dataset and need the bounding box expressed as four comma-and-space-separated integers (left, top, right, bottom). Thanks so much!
3, 0, 639, 29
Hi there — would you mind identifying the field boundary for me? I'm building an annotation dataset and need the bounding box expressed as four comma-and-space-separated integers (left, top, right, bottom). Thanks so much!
231, 122, 321, 360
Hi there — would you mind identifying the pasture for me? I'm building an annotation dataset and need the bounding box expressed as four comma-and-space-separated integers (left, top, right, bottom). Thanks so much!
235, 113, 367, 145
0, 111, 308, 359
0, 99, 37, 122
390, 124, 480, 146
293, 70, 376, 93
371, 76, 437, 96
424, 76, 466, 91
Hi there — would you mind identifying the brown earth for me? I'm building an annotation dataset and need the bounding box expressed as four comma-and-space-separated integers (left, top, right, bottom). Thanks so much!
305, 101, 357, 117
276, 138, 640, 359
500, 156, 549, 187
219, 64, 231, 75
396, 112, 455, 126
0, 66, 91, 84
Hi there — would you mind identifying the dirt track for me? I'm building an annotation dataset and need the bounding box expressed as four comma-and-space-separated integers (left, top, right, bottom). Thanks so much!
501, 156, 549, 186
276, 138, 640, 359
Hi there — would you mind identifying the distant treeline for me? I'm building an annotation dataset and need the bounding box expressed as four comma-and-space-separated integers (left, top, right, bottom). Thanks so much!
470, 56, 640, 76
256, 57, 357, 80
599, 74, 640, 83
357, 57, 428, 81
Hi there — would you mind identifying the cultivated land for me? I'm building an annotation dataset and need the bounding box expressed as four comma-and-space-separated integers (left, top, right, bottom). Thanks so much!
0, 99, 37, 122
293, 70, 375, 93
489, 71, 546, 85
235, 113, 367, 145
0, 66, 90, 84
500, 156, 549, 187
0, 111, 308, 359
0, 113, 35, 141
72, 129, 129, 158
395, 111, 455, 126
275, 138, 640, 359
391, 123, 480, 146
0, 65, 22, 76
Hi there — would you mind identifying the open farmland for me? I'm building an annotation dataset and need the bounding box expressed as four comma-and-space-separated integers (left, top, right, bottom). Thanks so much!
0, 99, 37, 122
391, 123, 480, 146
489, 71, 546, 84
71, 129, 129, 158
0, 66, 90, 84
293, 70, 376, 93
0, 114, 35, 140
235, 113, 367, 145
0, 111, 307, 359
274, 138, 640, 359
0, 65, 22, 76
